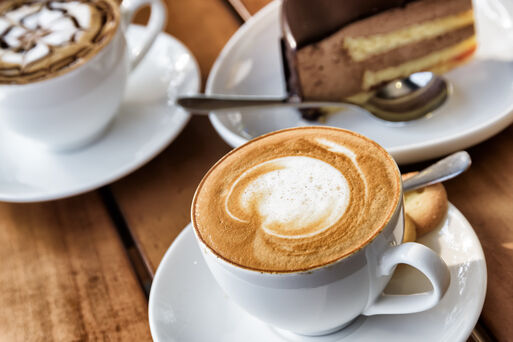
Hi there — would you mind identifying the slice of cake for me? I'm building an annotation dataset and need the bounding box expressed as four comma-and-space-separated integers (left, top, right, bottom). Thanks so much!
281, 0, 476, 104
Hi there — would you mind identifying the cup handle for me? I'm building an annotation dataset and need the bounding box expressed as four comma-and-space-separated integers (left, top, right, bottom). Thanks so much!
121, 0, 166, 70
363, 242, 450, 315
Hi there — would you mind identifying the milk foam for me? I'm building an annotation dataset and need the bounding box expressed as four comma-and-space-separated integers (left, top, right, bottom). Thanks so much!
226, 156, 350, 238
4, 3, 38, 22
315, 138, 368, 195
0, 1, 91, 66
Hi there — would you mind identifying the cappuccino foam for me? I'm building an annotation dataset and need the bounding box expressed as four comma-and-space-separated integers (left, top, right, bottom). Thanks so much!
192, 127, 401, 272
0, 0, 119, 84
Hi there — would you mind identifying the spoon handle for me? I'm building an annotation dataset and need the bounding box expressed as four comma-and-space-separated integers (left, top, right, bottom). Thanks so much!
177, 96, 289, 114
176, 95, 352, 114
403, 151, 471, 192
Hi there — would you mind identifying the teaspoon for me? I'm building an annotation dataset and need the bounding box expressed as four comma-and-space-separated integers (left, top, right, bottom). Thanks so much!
177, 72, 448, 122
402, 151, 471, 192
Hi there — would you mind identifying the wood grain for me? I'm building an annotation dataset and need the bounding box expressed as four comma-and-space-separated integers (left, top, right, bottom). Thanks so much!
111, 117, 231, 274
445, 125, 513, 342
0, 194, 151, 341
229, 0, 271, 18
110, 0, 239, 273
161, 0, 241, 84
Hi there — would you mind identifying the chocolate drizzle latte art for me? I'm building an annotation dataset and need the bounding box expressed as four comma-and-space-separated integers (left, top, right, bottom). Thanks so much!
0, 0, 119, 84
193, 127, 401, 273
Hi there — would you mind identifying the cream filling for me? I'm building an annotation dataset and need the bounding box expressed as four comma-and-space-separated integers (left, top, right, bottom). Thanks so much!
344, 10, 474, 62
362, 35, 476, 91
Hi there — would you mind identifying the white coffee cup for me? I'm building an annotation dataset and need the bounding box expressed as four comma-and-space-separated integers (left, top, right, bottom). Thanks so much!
0, 0, 166, 150
193, 183, 451, 336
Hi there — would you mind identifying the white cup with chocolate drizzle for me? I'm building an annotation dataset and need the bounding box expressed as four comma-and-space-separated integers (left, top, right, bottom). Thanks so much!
192, 127, 451, 336
0, 0, 165, 150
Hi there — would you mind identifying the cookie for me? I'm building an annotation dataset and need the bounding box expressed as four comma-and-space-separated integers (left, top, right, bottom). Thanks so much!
402, 172, 448, 237
403, 214, 417, 243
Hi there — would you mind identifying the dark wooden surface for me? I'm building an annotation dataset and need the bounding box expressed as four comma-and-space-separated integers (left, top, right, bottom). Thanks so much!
0, 0, 510, 340
111, 117, 230, 275
445, 124, 513, 341
0, 194, 151, 341
111, 0, 238, 274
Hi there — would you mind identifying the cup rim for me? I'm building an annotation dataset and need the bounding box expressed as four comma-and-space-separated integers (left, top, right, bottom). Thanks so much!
0, 0, 121, 88
191, 126, 403, 275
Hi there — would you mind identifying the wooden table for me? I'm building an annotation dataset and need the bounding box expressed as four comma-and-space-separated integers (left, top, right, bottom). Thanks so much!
0, 1, 511, 341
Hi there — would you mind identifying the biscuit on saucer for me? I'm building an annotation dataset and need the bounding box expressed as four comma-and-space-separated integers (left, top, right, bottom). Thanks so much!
402, 172, 449, 237
403, 214, 417, 243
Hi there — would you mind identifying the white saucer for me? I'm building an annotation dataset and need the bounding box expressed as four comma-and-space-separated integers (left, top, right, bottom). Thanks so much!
149, 204, 487, 342
0, 25, 200, 202
207, 0, 513, 164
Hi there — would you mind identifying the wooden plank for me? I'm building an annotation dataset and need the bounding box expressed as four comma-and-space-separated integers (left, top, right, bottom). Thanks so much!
111, 117, 231, 274
226, 0, 252, 21
0, 193, 151, 341
229, 0, 271, 18
161, 0, 241, 84
445, 124, 513, 342
110, 0, 239, 273
133, 0, 241, 83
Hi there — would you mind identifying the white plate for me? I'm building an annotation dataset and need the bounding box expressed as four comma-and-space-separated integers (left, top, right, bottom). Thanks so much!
0, 25, 200, 202
149, 204, 487, 342
207, 0, 513, 164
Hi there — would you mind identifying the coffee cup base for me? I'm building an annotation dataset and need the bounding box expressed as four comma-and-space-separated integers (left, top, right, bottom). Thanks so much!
11, 116, 116, 154
47, 119, 114, 153
270, 317, 361, 339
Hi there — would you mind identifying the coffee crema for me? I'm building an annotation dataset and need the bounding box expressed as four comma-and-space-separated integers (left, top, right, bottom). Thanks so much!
0, 0, 119, 84
192, 127, 401, 273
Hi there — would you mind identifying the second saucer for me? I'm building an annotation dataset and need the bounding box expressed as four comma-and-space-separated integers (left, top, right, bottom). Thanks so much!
0, 25, 200, 203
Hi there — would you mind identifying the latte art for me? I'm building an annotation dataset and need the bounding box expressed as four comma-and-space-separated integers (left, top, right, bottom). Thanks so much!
0, 0, 119, 84
226, 156, 350, 239
0, 2, 91, 65
193, 127, 401, 272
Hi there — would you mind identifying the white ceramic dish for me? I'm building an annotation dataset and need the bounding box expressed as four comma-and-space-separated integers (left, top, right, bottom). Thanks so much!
148, 204, 487, 342
0, 25, 200, 202
207, 0, 513, 164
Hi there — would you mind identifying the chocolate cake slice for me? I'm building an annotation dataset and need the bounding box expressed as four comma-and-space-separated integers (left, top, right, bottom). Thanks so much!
282, 0, 476, 107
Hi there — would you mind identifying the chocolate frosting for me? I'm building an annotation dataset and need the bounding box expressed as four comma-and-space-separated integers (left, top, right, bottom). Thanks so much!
282, 0, 414, 48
